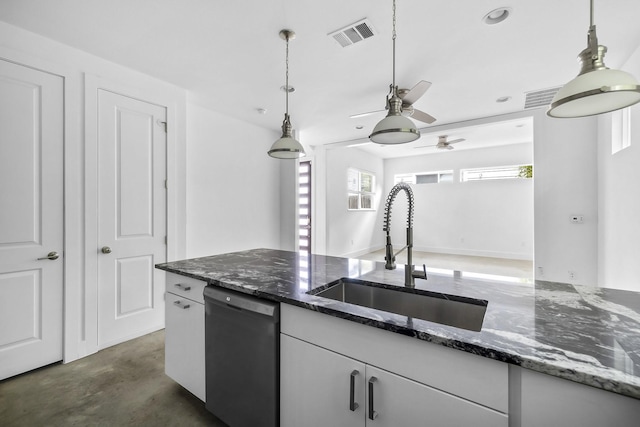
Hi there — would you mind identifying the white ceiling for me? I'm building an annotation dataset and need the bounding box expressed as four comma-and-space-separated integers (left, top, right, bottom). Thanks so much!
336, 116, 534, 159
1, 0, 640, 153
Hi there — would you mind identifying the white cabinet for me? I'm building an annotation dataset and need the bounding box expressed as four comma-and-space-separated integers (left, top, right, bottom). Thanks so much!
165, 272, 206, 401
281, 334, 364, 427
281, 334, 506, 427
518, 367, 640, 427
366, 365, 504, 427
281, 305, 508, 427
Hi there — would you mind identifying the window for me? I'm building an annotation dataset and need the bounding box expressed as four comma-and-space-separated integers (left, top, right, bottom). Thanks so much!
460, 165, 533, 182
348, 168, 375, 210
394, 171, 453, 185
612, 107, 631, 154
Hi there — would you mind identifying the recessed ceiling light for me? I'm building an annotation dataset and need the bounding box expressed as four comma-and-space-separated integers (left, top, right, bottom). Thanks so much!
496, 96, 512, 103
257, 108, 267, 115
356, 125, 364, 130
483, 7, 512, 25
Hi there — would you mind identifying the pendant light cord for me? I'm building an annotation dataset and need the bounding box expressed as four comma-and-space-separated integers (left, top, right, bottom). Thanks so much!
588, 0, 598, 61
392, 0, 397, 89
285, 35, 290, 116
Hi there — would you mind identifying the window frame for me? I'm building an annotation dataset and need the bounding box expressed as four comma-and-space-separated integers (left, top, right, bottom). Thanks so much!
460, 164, 533, 182
393, 170, 454, 185
347, 168, 376, 211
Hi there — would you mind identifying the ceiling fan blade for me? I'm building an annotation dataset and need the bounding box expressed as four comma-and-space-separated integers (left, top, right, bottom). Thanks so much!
414, 144, 438, 149
410, 109, 437, 124
349, 109, 385, 119
401, 80, 432, 105
446, 138, 466, 145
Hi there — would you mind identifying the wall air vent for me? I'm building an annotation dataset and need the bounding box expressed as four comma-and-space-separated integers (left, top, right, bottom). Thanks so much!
524, 87, 561, 109
328, 18, 377, 48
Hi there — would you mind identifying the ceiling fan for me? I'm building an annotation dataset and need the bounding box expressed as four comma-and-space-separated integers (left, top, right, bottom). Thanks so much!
350, 80, 437, 124
415, 135, 466, 150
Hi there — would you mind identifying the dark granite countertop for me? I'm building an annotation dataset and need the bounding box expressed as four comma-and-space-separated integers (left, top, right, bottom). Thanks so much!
156, 248, 640, 400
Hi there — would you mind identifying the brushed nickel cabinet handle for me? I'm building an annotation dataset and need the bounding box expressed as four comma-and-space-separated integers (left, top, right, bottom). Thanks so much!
350, 370, 360, 411
174, 283, 191, 292
173, 300, 190, 310
368, 376, 378, 420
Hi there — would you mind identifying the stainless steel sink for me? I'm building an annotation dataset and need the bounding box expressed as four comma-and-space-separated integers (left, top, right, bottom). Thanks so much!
308, 278, 487, 332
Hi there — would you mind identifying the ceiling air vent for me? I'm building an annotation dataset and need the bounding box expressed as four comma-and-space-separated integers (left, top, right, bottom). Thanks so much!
328, 18, 377, 48
524, 87, 561, 109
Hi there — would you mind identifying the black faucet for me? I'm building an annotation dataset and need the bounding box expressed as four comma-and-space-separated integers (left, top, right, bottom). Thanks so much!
383, 182, 427, 287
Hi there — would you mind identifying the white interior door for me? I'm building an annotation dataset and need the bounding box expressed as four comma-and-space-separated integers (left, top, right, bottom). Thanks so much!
0, 60, 64, 380
97, 89, 167, 348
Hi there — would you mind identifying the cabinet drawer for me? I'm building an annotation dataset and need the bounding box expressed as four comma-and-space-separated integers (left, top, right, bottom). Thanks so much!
166, 272, 206, 304
165, 292, 205, 401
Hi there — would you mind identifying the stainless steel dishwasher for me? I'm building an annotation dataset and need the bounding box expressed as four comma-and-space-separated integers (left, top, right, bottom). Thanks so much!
203, 286, 280, 427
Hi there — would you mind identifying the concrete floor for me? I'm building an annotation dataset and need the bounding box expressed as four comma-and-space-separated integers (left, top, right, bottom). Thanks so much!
358, 250, 533, 282
0, 330, 227, 427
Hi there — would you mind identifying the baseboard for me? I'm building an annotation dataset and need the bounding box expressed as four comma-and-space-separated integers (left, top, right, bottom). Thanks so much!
340, 245, 385, 259
97, 323, 165, 352
412, 245, 533, 261
337, 245, 532, 261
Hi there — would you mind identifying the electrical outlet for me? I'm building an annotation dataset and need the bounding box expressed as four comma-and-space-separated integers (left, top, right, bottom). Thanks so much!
537, 267, 544, 276
568, 270, 575, 279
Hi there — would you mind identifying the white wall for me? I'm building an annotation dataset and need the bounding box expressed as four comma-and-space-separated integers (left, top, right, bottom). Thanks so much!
185, 101, 282, 258
597, 43, 640, 291
325, 147, 385, 257
384, 143, 534, 260
0, 21, 188, 362
0, 21, 286, 364
533, 109, 598, 285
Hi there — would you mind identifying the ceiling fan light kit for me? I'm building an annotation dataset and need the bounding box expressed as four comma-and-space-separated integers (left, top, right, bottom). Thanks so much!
547, 0, 640, 118
268, 29, 306, 159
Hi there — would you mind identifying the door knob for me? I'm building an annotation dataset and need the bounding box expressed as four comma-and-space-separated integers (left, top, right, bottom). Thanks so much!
101, 246, 112, 254
37, 251, 59, 261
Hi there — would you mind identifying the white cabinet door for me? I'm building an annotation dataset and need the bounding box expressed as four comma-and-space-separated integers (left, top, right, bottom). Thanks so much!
97, 89, 167, 348
0, 59, 64, 380
520, 368, 640, 427
281, 334, 365, 427
365, 365, 508, 427
165, 292, 205, 401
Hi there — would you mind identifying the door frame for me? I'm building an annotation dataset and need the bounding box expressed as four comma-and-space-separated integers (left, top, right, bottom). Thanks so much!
84, 74, 182, 356
0, 29, 187, 364
0, 58, 65, 378
0, 50, 81, 363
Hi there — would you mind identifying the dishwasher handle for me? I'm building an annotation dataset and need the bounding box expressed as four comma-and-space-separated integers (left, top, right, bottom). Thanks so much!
204, 286, 279, 318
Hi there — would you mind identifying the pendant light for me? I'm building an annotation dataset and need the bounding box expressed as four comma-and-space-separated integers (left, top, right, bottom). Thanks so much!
369, 0, 420, 144
547, 0, 640, 118
268, 29, 306, 159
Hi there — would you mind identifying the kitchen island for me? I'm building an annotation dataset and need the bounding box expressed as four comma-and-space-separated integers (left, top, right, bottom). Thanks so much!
156, 248, 640, 425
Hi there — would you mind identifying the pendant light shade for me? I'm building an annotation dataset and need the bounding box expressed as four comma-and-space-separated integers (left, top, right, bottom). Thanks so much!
268, 30, 306, 159
369, 95, 420, 144
268, 113, 305, 158
547, 0, 640, 118
370, 0, 420, 144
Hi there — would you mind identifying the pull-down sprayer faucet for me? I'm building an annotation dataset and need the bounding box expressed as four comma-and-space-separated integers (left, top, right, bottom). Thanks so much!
383, 182, 427, 288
